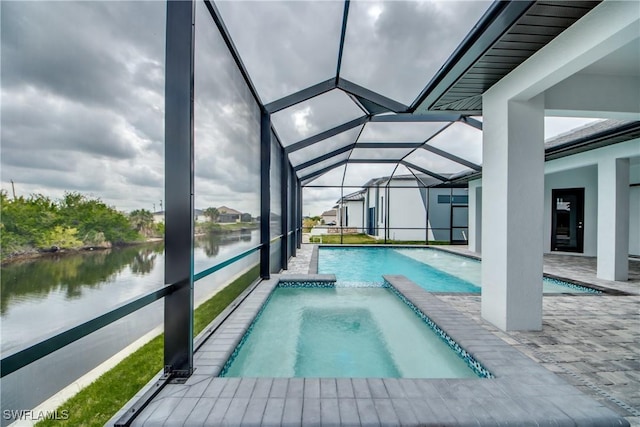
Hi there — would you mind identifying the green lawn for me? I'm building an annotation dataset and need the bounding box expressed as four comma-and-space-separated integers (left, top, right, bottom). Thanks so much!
218, 222, 258, 231
309, 234, 378, 244
36, 264, 259, 427
309, 233, 448, 245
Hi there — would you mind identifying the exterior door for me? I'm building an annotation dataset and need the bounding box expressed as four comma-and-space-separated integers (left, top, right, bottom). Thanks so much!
551, 188, 584, 253
450, 205, 469, 244
367, 207, 375, 235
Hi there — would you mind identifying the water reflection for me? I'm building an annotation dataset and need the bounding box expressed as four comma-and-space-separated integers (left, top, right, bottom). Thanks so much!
0, 244, 164, 315
1, 230, 260, 352
195, 229, 253, 258
1, 229, 258, 317
130, 246, 163, 275
0, 230, 260, 416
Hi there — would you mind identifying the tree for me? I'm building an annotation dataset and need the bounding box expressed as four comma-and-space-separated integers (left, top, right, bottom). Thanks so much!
1, 191, 58, 255
57, 192, 138, 244
241, 213, 252, 223
36, 226, 83, 249
0, 191, 143, 260
129, 209, 154, 237
204, 207, 219, 223
303, 217, 320, 232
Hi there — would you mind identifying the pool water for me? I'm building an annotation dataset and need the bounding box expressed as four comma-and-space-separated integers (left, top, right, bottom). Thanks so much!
222, 287, 478, 378
319, 247, 480, 292
319, 247, 597, 293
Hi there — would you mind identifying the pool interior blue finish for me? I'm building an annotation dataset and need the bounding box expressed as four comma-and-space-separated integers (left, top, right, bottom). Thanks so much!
221, 284, 481, 378
295, 307, 400, 377
319, 246, 480, 292
319, 246, 599, 294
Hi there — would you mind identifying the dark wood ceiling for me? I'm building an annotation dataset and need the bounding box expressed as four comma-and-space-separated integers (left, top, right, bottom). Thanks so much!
414, 1, 601, 114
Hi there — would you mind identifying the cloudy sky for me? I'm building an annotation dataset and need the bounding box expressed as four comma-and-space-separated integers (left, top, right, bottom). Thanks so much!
1, 1, 601, 217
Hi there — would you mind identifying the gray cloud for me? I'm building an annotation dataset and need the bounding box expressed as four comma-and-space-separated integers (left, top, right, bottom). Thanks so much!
341, 1, 492, 104
119, 163, 164, 189
302, 186, 343, 217
271, 90, 364, 145
1, 149, 77, 173
1, 2, 165, 110
0, 0, 595, 219
1, 1, 166, 211
426, 122, 483, 165
1, 92, 140, 159
4, 157, 109, 193
215, 1, 343, 104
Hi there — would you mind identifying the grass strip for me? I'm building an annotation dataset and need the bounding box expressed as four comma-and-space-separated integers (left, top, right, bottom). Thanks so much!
36, 264, 260, 427
309, 233, 449, 245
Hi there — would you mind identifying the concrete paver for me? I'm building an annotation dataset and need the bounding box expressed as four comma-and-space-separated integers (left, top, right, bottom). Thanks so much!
113, 244, 637, 426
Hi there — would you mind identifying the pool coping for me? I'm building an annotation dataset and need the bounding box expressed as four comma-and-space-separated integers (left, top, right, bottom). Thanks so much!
430, 245, 631, 295
315, 244, 624, 295
114, 274, 629, 427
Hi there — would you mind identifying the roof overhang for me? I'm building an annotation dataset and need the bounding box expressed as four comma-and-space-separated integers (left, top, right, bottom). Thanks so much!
412, 0, 602, 114
449, 120, 640, 184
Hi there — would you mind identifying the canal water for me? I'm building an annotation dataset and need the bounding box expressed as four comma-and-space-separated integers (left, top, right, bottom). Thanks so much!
0, 230, 259, 421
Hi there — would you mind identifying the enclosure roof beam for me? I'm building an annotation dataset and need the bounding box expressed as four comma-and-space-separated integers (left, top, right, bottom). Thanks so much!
337, 78, 408, 113
293, 143, 355, 172
370, 113, 462, 123
298, 159, 348, 182
401, 161, 448, 182
348, 159, 402, 164
204, 0, 263, 107
355, 142, 424, 149
285, 115, 369, 154
295, 142, 424, 172
265, 78, 336, 114
461, 116, 483, 130
335, 0, 350, 84
421, 144, 482, 171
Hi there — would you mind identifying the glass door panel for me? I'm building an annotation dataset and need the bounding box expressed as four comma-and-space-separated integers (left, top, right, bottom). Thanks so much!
551, 188, 584, 253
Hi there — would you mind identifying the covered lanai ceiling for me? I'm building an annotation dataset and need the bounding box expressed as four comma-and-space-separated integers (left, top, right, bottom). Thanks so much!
213, 0, 603, 188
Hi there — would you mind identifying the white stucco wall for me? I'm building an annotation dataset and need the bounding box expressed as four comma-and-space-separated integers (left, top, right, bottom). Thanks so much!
365, 187, 378, 237
344, 200, 364, 231
361, 181, 469, 242
468, 180, 482, 252
545, 138, 639, 257
630, 162, 640, 255
387, 186, 426, 241
544, 165, 598, 256
427, 188, 452, 242
467, 143, 639, 257
476, 0, 639, 330
378, 185, 388, 238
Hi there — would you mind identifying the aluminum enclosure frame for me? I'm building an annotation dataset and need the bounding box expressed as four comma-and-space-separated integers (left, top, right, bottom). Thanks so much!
163, 0, 196, 378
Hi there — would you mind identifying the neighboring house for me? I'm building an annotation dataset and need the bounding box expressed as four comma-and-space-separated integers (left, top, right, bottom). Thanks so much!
336, 189, 366, 232
337, 176, 468, 243
336, 121, 640, 251
152, 211, 164, 224
194, 209, 206, 223
217, 206, 242, 223
321, 209, 337, 225
462, 119, 640, 258
152, 209, 212, 224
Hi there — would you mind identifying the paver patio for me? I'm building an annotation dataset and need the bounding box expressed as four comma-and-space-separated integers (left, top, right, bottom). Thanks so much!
110, 243, 639, 426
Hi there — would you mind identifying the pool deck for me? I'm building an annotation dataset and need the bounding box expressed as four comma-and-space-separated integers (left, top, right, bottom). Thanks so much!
110, 244, 639, 426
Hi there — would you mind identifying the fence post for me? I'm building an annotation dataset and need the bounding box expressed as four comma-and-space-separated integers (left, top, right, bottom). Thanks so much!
164, 0, 195, 378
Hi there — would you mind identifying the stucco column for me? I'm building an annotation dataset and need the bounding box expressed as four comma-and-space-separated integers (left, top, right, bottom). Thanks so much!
468, 180, 482, 253
481, 94, 544, 331
597, 158, 629, 281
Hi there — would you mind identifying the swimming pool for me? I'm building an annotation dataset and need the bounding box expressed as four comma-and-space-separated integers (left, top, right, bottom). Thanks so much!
221, 284, 482, 378
319, 246, 599, 293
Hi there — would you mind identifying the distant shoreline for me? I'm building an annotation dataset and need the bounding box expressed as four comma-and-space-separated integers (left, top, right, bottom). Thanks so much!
0, 225, 259, 266
0, 239, 163, 266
